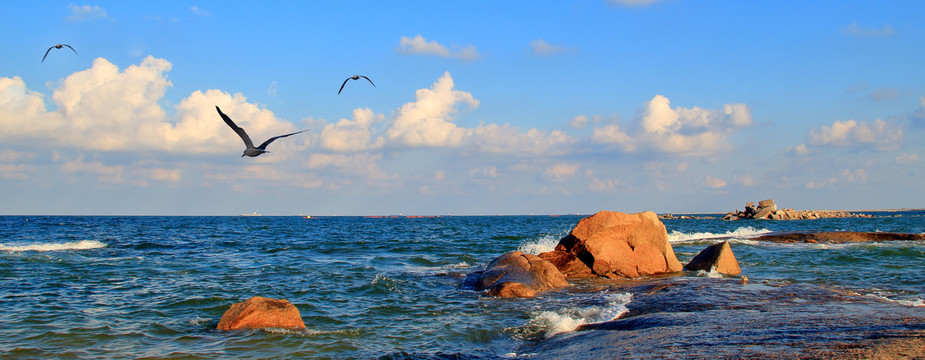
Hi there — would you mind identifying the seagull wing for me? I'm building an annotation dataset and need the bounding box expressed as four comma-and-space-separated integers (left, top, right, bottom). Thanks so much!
215, 106, 255, 149
359, 75, 375, 87
256, 129, 310, 150
42, 46, 54, 63
338, 78, 350, 95
62, 44, 78, 55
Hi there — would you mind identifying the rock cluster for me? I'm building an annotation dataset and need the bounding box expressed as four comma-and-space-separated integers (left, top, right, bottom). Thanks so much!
723, 199, 870, 220
469, 211, 702, 298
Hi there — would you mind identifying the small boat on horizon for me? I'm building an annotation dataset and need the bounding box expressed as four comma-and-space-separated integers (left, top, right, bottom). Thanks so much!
240, 212, 261, 217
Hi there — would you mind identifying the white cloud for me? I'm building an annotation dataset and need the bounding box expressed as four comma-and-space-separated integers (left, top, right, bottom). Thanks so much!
807, 119, 902, 151
842, 22, 894, 37
896, 152, 920, 165
530, 39, 573, 56
469, 125, 574, 155
543, 163, 580, 182
591, 94, 752, 156
320, 108, 385, 152
588, 177, 623, 192
59, 156, 124, 183
306, 153, 396, 182
190, 6, 210, 17
703, 175, 727, 189
66, 4, 109, 22
783, 144, 811, 156
386, 72, 478, 147
734, 174, 755, 187
396, 35, 481, 61
0, 57, 302, 157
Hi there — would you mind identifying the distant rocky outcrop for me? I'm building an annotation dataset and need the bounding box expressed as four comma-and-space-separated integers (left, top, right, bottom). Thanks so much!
216, 296, 306, 330
684, 241, 741, 276
466, 251, 569, 298
754, 231, 925, 243
540, 211, 683, 279
723, 199, 871, 221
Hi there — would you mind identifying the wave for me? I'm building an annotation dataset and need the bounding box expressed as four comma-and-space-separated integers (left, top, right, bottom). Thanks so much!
0, 240, 106, 252
668, 226, 771, 244
518, 234, 562, 255
518, 292, 632, 339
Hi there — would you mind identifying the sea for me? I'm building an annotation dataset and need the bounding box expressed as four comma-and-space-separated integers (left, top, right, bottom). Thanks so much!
1, 212, 923, 359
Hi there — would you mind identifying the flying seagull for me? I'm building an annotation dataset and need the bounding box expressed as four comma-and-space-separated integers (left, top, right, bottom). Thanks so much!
42, 44, 78, 63
215, 106, 309, 157
338, 75, 375, 94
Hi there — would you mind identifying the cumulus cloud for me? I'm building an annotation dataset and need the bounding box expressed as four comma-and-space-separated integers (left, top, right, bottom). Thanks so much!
386, 72, 478, 147
0, 56, 302, 157
396, 35, 481, 61
530, 39, 573, 56
66, 4, 109, 22
543, 163, 580, 182
320, 108, 385, 152
842, 22, 894, 37
806, 119, 902, 151
703, 175, 727, 189
591, 94, 752, 156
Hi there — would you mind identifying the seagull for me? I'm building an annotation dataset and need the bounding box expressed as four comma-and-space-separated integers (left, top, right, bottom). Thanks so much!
338, 75, 375, 94
42, 44, 78, 63
215, 106, 309, 157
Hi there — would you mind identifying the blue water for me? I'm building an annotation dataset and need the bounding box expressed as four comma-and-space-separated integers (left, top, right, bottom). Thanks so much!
0, 213, 923, 358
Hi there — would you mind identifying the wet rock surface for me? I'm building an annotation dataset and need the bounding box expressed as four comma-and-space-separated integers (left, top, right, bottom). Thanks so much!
755, 231, 925, 243
523, 277, 925, 359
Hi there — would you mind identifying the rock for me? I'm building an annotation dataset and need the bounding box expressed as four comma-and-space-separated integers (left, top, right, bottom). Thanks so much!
469, 251, 569, 298
553, 211, 683, 278
753, 206, 774, 219
758, 199, 776, 209
684, 241, 741, 276
216, 296, 306, 330
754, 232, 925, 244
538, 250, 594, 278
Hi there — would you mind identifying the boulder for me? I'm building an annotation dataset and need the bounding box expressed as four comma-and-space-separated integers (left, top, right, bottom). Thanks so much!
553, 211, 683, 278
684, 241, 741, 276
216, 296, 306, 330
469, 251, 569, 298
758, 199, 776, 208
538, 250, 594, 278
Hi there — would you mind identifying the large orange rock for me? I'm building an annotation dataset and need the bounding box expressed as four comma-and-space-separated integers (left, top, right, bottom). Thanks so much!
553, 211, 683, 278
216, 296, 306, 330
684, 241, 741, 276
469, 251, 569, 298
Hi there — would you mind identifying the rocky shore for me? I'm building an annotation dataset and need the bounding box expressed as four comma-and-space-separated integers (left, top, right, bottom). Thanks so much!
722, 199, 872, 220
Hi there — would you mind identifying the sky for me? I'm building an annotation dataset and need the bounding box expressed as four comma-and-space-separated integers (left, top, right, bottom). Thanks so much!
1, 1, 924, 216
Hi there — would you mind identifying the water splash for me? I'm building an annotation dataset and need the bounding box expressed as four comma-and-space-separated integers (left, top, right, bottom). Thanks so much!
517, 234, 561, 255
668, 226, 771, 244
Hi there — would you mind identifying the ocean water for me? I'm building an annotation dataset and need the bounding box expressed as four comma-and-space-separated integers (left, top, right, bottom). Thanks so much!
0, 212, 923, 359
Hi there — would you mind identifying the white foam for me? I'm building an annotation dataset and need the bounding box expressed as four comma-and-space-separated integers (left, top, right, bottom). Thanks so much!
0, 240, 106, 252
518, 234, 561, 255
526, 292, 633, 338
668, 226, 771, 244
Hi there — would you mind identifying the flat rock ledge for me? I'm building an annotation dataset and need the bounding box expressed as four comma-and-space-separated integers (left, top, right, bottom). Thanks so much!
754, 231, 925, 243
216, 296, 306, 330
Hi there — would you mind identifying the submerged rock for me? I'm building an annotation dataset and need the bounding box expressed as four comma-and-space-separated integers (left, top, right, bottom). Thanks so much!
547, 211, 683, 279
468, 251, 569, 298
684, 241, 741, 276
216, 296, 306, 330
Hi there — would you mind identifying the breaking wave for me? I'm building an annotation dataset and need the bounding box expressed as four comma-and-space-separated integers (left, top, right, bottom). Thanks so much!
0, 240, 106, 252
668, 226, 771, 244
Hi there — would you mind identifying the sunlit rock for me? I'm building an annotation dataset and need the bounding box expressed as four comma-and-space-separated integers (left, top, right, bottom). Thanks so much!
468, 251, 569, 298
684, 241, 741, 276
216, 296, 305, 330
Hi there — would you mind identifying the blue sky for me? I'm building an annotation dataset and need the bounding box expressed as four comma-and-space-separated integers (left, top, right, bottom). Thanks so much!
1, 1, 923, 215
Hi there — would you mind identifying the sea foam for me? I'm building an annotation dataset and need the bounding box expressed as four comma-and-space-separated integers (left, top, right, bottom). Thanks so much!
0, 240, 106, 252
668, 226, 771, 244
524, 292, 632, 338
